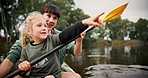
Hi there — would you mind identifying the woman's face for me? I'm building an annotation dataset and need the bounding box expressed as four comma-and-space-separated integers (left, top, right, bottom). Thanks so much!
28, 15, 48, 44
43, 13, 58, 32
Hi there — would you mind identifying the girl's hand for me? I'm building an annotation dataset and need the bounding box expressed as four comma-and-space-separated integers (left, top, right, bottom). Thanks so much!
82, 12, 105, 27
18, 61, 31, 71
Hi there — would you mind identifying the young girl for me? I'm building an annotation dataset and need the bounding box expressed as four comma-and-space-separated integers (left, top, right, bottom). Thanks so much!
18, 11, 104, 78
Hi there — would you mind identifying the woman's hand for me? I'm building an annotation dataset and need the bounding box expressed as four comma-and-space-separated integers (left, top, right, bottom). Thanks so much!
76, 31, 86, 42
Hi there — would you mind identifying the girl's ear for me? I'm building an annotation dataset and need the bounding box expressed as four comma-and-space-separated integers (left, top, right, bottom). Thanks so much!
27, 29, 32, 36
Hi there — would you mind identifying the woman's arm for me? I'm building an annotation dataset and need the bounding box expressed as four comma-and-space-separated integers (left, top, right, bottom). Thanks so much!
74, 32, 86, 56
0, 39, 22, 77
7, 39, 22, 64
0, 59, 14, 78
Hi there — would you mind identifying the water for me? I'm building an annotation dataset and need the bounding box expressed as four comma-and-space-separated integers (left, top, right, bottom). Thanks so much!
65, 45, 148, 78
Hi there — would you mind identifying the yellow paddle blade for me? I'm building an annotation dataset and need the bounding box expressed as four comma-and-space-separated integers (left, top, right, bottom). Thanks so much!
102, 2, 129, 22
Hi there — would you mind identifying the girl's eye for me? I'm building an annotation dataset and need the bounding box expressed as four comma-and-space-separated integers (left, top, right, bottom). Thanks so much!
37, 24, 42, 27
44, 24, 47, 27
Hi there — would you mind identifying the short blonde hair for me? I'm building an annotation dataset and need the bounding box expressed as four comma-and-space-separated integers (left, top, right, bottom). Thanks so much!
21, 11, 42, 47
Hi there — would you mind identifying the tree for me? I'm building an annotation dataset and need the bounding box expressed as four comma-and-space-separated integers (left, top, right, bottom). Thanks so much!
131, 18, 148, 42
0, 0, 15, 43
50, 0, 89, 30
105, 17, 124, 40
0, 0, 47, 43
105, 17, 133, 40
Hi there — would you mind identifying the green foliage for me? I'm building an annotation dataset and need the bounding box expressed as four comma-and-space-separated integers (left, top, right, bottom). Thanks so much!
0, 0, 47, 43
0, 37, 10, 54
105, 17, 134, 40
130, 18, 148, 42
51, 0, 90, 30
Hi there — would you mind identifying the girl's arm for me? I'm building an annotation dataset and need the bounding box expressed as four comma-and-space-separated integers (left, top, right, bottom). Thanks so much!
59, 12, 104, 44
59, 21, 87, 44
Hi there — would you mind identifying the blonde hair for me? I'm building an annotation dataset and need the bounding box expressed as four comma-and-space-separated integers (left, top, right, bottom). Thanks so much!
21, 11, 42, 47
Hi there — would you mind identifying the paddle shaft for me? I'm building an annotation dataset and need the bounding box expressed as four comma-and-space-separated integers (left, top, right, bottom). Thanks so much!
5, 26, 95, 78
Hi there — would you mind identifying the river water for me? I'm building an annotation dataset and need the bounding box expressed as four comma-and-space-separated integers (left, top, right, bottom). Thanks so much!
65, 45, 148, 78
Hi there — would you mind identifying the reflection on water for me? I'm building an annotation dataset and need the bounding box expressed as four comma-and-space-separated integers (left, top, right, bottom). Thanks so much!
65, 45, 148, 78
85, 64, 148, 78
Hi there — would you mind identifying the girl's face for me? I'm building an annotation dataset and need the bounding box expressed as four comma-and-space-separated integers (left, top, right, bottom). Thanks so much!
28, 15, 48, 44
43, 13, 58, 32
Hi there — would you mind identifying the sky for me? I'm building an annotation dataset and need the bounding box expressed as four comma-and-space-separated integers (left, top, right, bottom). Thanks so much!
73, 0, 148, 22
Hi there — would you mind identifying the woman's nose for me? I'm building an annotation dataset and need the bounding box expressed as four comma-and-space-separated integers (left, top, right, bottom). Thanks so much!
48, 17, 54, 22
46, 18, 54, 25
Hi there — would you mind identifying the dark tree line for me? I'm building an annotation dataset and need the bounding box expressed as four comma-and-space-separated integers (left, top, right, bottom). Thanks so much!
99, 17, 148, 42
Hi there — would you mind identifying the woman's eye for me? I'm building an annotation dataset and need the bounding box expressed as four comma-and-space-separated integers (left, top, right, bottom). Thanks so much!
48, 15, 51, 18
53, 17, 58, 20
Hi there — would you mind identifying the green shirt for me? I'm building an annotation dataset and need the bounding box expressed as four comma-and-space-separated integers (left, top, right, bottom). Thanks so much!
6, 28, 75, 65
20, 35, 61, 77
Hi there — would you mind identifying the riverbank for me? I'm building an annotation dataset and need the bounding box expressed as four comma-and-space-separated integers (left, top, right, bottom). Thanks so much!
95, 39, 144, 47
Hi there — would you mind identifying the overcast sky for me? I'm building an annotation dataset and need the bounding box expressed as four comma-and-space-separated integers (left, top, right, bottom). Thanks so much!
73, 0, 148, 22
